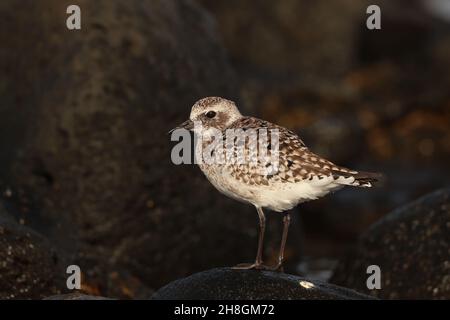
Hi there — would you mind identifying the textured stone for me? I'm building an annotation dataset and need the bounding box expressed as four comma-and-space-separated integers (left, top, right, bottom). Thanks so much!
152, 267, 374, 300
331, 189, 450, 299
0, 202, 65, 299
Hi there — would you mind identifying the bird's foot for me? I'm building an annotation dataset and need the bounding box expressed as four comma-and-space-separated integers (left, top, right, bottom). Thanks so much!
231, 262, 270, 270
266, 262, 284, 273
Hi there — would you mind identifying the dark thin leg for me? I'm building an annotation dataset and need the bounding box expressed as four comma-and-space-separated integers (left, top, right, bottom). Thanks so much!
255, 206, 266, 265
270, 213, 291, 271
279, 213, 291, 265
232, 206, 267, 270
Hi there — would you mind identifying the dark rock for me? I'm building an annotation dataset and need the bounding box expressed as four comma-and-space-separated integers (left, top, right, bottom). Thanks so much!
152, 267, 374, 300
0, 202, 65, 299
44, 293, 113, 300
198, 0, 373, 79
0, 0, 290, 297
330, 189, 450, 299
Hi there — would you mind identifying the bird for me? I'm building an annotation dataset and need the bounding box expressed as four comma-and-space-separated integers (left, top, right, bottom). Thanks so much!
171, 96, 381, 271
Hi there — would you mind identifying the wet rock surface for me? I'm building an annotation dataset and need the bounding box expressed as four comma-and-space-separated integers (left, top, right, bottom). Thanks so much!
152, 267, 374, 300
331, 189, 450, 299
0, 202, 65, 299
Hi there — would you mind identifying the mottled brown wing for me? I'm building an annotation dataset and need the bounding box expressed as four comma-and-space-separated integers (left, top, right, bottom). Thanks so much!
224, 117, 309, 185
275, 136, 382, 187
224, 117, 381, 186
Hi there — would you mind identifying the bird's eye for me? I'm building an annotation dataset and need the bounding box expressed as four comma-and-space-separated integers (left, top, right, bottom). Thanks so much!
206, 111, 216, 118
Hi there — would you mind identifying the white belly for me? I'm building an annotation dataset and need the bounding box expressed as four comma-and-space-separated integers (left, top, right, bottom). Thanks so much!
199, 164, 349, 212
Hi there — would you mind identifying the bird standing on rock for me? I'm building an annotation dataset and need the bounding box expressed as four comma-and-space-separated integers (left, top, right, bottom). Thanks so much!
171, 97, 381, 271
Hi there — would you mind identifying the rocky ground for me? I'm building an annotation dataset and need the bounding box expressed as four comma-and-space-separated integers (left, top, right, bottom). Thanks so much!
331, 188, 450, 299
0, 0, 449, 299
152, 268, 374, 300
45, 188, 449, 300
0, 202, 66, 299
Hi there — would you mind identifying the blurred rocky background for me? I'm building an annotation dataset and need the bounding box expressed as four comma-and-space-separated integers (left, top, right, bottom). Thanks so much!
0, 0, 449, 299
199, 0, 450, 284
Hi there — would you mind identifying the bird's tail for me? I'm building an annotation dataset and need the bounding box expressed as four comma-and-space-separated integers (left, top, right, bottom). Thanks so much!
350, 171, 384, 187
331, 166, 384, 188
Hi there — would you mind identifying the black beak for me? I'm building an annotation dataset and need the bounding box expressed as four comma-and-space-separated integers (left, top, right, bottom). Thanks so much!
168, 119, 194, 134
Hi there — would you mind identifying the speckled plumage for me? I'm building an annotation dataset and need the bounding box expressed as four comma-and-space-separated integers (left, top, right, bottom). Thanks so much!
174, 96, 381, 270
225, 116, 368, 186
186, 97, 380, 212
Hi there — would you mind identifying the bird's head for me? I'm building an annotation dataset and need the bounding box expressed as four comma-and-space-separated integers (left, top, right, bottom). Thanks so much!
171, 97, 242, 135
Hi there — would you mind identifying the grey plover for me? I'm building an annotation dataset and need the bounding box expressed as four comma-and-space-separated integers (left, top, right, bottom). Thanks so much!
172, 97, 381, 271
